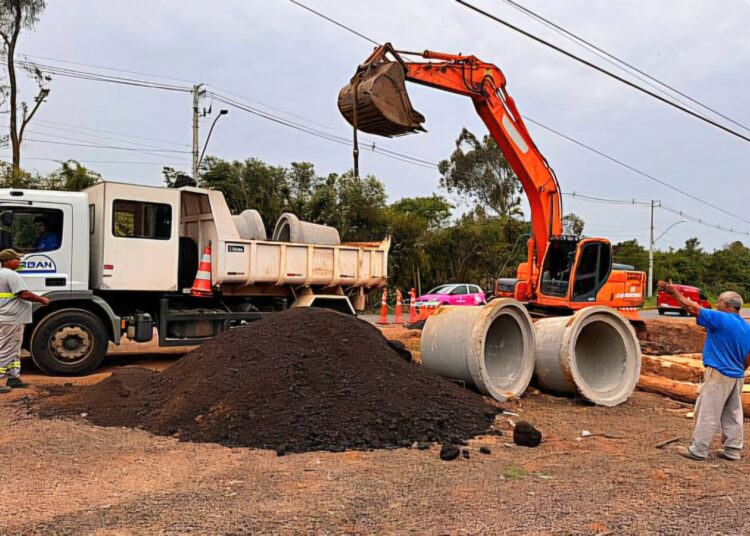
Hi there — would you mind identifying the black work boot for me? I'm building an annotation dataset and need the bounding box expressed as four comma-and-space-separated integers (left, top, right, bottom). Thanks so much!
0, 385, 10, 394
6, 376, 28, 389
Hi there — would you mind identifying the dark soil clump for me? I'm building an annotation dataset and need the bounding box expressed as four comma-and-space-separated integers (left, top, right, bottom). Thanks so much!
513, 421, 542, 447
38, 308, 497, 453
439, 443, 460, 461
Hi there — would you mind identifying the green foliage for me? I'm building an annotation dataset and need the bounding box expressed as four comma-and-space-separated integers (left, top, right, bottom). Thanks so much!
0, 159, 99, 190
562, 213, 585, 237
613, 237, 750, 299
438, 128, 522, 218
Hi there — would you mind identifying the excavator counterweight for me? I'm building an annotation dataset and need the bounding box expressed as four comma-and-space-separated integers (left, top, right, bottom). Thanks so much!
338, 62, 425, 137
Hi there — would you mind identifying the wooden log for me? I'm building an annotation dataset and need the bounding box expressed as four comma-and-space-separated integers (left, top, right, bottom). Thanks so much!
638, 374, 750, 415
641, 355, 702, 383
641, 354, 750, 384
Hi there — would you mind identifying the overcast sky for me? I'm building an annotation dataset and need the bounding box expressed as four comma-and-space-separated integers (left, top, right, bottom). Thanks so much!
6, 0, 750, 251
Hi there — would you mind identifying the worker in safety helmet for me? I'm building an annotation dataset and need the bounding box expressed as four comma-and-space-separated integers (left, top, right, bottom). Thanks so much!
657, 280, 750, 461
0, 249, 49, 393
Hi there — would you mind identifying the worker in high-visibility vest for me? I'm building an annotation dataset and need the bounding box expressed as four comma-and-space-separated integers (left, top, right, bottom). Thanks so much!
0, 249, 49, 393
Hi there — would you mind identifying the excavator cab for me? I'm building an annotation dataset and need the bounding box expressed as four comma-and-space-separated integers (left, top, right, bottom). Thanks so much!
338, 46, 425, 137
539, 238, 612, 304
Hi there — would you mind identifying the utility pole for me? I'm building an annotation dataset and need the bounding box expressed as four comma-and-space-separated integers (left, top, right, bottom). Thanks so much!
647, 199, 658, 298
192, 84, 205, 179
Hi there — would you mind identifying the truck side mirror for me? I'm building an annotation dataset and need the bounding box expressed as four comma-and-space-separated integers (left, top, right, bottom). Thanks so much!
0, 211, 12, 227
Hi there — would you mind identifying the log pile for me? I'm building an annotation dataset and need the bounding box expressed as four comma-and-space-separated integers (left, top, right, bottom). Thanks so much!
638, 353, 750, 414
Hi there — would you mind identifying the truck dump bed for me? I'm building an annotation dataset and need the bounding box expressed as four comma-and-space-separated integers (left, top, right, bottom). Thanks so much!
216, 237, 389, 290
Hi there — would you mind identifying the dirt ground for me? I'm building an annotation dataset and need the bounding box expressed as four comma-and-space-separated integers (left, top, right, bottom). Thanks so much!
2, 355, 749, 535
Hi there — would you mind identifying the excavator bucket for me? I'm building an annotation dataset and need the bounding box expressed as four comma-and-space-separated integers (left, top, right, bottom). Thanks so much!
338, 62, 426, 137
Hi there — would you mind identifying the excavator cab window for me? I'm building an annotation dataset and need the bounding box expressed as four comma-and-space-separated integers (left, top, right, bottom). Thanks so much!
571, 241, 612, 302
539, 239, 578, 298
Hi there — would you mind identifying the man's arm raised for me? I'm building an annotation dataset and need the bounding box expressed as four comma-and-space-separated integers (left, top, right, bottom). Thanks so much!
656, 280, 703, 317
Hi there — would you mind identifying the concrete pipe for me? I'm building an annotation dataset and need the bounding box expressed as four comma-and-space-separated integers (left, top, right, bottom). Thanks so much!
421, 299, 536, 402
534, 306, 641, 407
272, 213, 341, 245
232, 209, 267, 240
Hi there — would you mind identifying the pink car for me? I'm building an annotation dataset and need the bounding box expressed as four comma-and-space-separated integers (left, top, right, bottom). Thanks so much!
416, 284, 487, 307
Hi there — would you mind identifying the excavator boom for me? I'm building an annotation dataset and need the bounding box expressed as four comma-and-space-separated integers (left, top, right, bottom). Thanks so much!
338, 44, 562, 294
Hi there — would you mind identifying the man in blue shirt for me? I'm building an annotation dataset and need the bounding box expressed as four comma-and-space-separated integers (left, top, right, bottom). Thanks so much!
658, 280, 750, 461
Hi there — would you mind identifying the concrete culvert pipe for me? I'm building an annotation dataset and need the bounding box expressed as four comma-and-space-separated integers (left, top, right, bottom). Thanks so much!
533, 306, 641, 407
421, 299, 536, 402
272, 213, 341, 245
232, 210, 267, 240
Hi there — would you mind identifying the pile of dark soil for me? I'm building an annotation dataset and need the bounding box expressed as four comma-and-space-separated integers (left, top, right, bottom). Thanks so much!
39, 308, 499, 453
636, 318, 706, 355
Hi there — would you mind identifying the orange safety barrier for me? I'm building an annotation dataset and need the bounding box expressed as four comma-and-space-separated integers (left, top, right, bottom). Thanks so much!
409, 288, 417, 323
377, 287, 389, 324
394, 289, 403, 324
191, 242, 213, 297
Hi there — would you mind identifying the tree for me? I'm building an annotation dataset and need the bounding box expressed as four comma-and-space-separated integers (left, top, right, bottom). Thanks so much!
38, 160, 101, 191
387, 195, 453, 291
612, 239, 648, 271
0, 0, 48, 182
438, 128, 522, 218
562, 213, 585, 237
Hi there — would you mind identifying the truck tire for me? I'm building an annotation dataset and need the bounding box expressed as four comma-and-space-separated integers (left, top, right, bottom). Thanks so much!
658, 308, 665, 316
30, 309, 109, 375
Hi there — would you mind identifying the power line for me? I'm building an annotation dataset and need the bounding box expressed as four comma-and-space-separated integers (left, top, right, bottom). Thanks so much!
289, 0, 750, 230
564, 191, 750, 237
18, 52, 196, 85
0, 155, 189, 165
563, 191, 651, 206
456, 0, 750, 145
1, 54, 191, 93
208, 90, 439, 169
528, 117, 750, 226
35, 119, 190, 148
22, 137, 191, 154
498, 0, 750, 134
288, 0, 379, 45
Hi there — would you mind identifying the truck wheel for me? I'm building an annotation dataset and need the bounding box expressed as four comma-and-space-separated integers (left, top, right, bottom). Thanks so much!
30, 309, 109, 375
658, 308, 665, 316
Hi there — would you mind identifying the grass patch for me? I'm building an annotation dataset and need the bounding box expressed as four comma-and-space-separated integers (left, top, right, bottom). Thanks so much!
503, 465, 528, 480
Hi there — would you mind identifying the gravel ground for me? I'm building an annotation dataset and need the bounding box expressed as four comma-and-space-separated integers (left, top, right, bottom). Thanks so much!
2, 373, 749, 535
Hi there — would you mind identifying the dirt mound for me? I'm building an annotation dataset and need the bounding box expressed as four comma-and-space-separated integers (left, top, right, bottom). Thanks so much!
39, 308, 498, 453
636, 318, 706, 355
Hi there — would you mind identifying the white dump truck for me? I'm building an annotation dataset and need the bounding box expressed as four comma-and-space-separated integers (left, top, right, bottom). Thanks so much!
0, 182, 389, 375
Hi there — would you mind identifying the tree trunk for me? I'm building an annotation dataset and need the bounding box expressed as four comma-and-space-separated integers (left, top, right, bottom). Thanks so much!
7, 4, 23, 182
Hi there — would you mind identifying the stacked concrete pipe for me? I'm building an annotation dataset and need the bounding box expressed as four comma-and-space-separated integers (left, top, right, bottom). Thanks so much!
232, 209, 267, 240
272, 213, 340, 245
533, 306, 641, 407
421, 299, 536, 402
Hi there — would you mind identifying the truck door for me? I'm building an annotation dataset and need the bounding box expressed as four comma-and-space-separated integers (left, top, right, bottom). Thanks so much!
0, 203, 73, 293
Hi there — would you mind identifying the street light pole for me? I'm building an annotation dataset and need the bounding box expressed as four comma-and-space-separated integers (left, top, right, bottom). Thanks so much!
197, 109, 228, 171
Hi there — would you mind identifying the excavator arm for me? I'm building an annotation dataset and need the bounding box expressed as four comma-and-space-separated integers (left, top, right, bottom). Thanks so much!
338, 44, 563, 292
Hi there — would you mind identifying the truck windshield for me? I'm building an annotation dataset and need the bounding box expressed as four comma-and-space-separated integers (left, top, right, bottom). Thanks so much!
0, 207, 63, 253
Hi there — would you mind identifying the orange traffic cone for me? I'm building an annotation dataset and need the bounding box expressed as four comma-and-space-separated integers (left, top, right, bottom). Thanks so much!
409, 288, 417, 323
191, 242, 213, 297
394, 289, 403, 324
377, 288, 389, 324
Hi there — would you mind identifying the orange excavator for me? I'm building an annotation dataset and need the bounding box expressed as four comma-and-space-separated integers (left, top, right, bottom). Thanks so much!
338, 44, 644, 319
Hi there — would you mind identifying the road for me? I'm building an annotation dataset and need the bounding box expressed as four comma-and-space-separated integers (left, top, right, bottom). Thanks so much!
364, 308, 750, 324
639, 308, 750, 319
